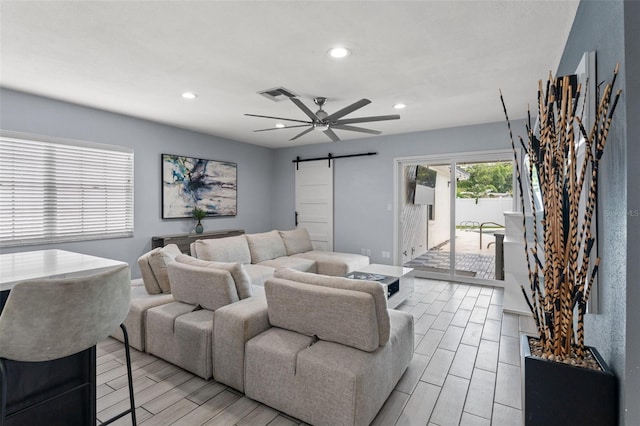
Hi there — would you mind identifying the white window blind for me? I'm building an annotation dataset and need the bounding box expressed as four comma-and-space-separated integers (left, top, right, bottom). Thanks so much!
0, 130, 134, 246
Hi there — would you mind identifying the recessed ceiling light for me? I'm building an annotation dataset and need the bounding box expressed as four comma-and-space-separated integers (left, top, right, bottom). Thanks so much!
275, 123, 285, 128
181, 92, 197, 100
393, 103, 406, 110
328, 47, 351, 59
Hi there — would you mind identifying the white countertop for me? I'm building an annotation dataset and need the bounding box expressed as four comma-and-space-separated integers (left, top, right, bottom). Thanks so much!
0, 249, 127, 291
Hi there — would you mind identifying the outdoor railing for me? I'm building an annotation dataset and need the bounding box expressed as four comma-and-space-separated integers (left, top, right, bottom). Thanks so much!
479, 221, 505, 249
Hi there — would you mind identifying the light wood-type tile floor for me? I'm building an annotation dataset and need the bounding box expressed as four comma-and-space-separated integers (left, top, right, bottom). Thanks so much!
96, 278, 536, 425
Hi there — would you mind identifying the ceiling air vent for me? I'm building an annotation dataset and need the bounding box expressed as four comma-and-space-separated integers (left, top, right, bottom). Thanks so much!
258, 87, 298, 102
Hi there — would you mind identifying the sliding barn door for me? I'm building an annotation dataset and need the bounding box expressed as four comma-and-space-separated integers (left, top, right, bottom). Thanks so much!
294, 160, 334, 251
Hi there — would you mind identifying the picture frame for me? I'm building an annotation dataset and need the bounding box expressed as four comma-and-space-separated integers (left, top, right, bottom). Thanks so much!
161, 153, 237, 219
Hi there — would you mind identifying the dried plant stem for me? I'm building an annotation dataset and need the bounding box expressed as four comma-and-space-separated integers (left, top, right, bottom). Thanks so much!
500, 65, 621, 361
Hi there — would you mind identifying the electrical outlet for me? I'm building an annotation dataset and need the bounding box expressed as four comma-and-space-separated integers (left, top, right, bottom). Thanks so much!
366, 249, 371, 256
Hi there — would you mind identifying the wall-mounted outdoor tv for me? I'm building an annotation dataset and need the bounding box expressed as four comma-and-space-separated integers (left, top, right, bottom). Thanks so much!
413, 165, 437, 205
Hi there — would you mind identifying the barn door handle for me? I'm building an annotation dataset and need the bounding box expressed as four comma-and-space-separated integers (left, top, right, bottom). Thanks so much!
295, 211, 299, 227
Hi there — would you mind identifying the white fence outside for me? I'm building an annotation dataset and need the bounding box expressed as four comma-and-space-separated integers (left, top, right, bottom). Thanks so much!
456, 197, 514, 227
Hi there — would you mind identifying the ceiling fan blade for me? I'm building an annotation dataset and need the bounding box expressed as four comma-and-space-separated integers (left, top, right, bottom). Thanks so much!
332, 124, 382, 135
290, 98, 319, 121
245, 113, 311, 124
324, 128, 340, 142
325, 98, 371, 122
253, 124, 310, 132
290, 126, 315, 141
335, 114, 401, 125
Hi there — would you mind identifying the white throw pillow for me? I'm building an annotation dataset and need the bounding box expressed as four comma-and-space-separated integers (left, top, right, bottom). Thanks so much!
246, 230, 287, 263
279, 228, 313, 255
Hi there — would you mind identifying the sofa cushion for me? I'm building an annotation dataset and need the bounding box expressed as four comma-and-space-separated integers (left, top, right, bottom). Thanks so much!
273, 268, 390, 346
141, 244, 182, 294
138, 251, 162, 295
257, 256, 316, 273
167, 262, 239, 311
292, 251, 369, 276
110, 282, 174, 351
146, 302, 214, 379
175, 254, 253, 300
244, 318, 412, 426
193, 235, 251, 264
213, 296, 270, 392
243, 264, 276, 287
265, 277, 380, 352
246, 230, 287, 264
279, 228, 313, 255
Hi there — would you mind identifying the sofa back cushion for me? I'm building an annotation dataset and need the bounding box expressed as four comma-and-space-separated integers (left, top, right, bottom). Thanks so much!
273, 268, 390, 346
138, 244, 182, 294
279, 228, 313, 255
138, 251, 162, 295
167, 262, 240, 311
175, 254, 253, 300
193, 235, 251, 264
265, 277, 380, 352
246, 231, 286, 264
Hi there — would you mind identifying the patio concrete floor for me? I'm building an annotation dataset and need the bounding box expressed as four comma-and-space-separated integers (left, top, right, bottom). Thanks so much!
404, 230, 502, 280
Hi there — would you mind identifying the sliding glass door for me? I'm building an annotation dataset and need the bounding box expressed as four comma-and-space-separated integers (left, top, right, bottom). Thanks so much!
396, 150, 514, 284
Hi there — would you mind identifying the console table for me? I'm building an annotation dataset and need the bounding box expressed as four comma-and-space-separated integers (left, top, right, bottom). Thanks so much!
0, 250, 126, 425
151, 229, 244, 255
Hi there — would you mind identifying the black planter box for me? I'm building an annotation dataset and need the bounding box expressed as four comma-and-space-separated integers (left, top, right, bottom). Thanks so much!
521, 335, 617, 426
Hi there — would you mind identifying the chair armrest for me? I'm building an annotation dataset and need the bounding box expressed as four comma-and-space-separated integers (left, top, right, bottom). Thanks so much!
213, 295, 270, 392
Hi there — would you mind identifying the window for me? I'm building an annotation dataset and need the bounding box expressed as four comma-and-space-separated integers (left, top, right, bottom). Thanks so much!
0, 130, 134, 246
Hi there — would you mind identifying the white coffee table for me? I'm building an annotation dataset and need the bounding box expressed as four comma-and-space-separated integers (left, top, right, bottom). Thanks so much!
356, 264, 414, 309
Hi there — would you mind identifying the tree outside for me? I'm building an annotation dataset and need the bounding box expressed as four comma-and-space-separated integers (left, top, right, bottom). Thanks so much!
457, 162, 513, 202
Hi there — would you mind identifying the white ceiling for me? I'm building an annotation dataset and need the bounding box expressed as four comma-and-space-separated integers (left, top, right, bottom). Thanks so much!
0, 1, 579, 149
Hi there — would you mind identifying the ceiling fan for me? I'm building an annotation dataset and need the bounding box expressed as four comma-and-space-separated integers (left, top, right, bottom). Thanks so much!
245, 97, 400, 142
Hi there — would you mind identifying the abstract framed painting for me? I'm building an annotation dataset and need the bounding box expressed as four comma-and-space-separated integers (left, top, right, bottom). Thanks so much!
162, 154, 237, 218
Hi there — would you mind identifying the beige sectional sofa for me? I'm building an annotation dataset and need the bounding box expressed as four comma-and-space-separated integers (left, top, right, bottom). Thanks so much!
190, 229, 370, 286
110, 229, 413, 424
112, 228, 368, 360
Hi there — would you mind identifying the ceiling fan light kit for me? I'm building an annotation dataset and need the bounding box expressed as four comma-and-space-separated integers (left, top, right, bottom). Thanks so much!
246, 95, 400, 142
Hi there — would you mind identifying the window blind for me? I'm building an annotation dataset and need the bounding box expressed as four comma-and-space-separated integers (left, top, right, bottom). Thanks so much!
0, 130, 134, 246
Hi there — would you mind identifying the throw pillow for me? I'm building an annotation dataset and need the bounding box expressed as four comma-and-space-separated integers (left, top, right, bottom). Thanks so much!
147, 244, 182, 293
246, 230, 286, 264
279, 228, 313, 255
175, 254, 253, 299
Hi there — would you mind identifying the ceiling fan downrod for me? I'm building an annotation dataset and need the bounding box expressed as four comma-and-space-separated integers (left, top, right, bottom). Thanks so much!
313, 97, 329, 121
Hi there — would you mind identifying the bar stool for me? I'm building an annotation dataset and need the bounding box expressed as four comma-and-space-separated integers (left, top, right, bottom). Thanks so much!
0, 265, 136, 425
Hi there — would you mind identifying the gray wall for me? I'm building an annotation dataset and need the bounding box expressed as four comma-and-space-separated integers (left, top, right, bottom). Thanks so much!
271, 120, 526, 264
556, 0, 636, 423
623, 1, 639, 423
0, 88, 274, 279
